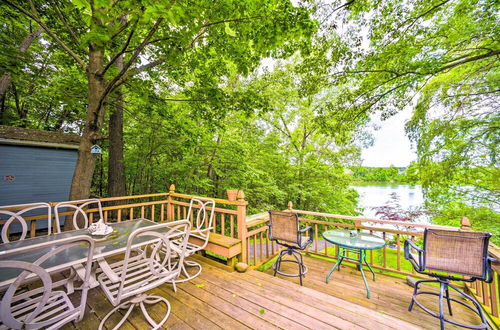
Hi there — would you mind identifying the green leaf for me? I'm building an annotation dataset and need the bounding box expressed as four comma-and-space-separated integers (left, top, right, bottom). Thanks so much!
224, 22, 237, 37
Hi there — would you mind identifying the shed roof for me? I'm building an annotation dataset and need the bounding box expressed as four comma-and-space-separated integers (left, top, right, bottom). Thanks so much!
0, 125, 81, 149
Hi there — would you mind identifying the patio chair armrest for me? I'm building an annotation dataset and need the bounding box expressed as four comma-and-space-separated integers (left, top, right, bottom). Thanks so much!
298, 226, 312, 234
485, 256, 497, 283
299, 226, 314, 246
97, 257, 121, 283
404, 239, 424, 271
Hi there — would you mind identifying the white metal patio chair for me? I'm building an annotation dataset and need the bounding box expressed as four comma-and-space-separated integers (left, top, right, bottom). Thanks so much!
0, 235, 94, 329
0, 202, 55, 243
97, 220, 191, 330
171, 197, 215, 283
54, 198, 104, 230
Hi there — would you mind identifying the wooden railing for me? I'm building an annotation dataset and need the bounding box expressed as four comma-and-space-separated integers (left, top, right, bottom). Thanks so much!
243, 202, 500, 324
1, 189, 498, 323
0, 185, 248, 263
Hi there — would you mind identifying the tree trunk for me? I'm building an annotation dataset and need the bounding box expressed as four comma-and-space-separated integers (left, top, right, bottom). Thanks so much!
66, 46, 106, 230
107, 54, 126, 198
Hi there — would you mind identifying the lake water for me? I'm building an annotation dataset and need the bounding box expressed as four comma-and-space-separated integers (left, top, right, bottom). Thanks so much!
352, 184, 428, 222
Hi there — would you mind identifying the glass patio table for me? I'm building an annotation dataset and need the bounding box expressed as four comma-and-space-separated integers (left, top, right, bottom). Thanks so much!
322, 229, 385, 299
0, 218, 173, 288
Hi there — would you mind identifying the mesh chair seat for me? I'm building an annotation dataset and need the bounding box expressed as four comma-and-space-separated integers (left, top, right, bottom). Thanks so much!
404, 228, 494, 330
268, 210, 313, 286
276, 236, 311, 249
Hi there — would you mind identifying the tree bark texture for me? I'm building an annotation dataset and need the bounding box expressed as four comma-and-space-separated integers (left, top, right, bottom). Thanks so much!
107, 53, 127, 198
67, 47, 106, 230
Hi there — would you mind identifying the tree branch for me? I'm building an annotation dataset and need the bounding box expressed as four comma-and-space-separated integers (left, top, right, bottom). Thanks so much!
3, 0, 86, 68
102, 17, 139, 76
96, 18, 164, 115
439, 50, 500, 72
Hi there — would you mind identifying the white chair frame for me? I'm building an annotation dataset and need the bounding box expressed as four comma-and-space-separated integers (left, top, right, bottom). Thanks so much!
97, 220, 191, 330
54, 199, 104, 230
173, 197, 215, 283
0, 235, 94, 330
0, 202, 55, 243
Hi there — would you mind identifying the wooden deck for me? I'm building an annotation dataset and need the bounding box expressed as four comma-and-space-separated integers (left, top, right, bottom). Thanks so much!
62, 255, 490, 329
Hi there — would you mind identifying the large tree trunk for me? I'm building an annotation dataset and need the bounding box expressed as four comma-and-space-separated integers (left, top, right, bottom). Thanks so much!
66, 46, 106, 230
107, 54, 126, 198
0, 27, 42, 124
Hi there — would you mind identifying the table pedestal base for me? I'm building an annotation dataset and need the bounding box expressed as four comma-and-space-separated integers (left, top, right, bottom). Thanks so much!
325, 247, 376, 298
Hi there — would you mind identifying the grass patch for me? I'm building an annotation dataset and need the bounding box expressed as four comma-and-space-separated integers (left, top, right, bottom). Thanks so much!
256, 255, 278, 272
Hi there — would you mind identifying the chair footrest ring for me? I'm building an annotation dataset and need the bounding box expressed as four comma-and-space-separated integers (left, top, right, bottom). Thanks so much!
273, 259, 308, 277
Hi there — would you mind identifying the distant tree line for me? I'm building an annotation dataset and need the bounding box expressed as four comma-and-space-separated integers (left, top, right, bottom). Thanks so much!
350, 166, 410, 183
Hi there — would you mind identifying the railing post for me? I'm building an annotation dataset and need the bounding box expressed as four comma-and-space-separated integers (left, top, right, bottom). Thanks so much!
287, 201, 293, 211
460, 216, 472, 231
236, 190, 248, 264
167, 184, 175, 221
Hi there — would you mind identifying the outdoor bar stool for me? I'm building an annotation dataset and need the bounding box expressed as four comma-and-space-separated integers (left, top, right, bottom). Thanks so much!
268, 210, 313, 286
0, 235, 94, 329
0, 202, 55, 243
404, 229, 495, 330
97, 220, 190, 330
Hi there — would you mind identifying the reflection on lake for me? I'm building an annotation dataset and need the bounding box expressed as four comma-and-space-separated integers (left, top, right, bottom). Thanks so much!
352, 184, 427, 222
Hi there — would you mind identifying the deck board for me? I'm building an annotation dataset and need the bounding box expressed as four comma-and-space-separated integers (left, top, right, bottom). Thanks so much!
264, 254, 487, 329
61, 255, 488, 329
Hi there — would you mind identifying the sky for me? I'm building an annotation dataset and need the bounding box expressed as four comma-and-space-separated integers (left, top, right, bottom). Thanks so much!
361, 109, 417, 168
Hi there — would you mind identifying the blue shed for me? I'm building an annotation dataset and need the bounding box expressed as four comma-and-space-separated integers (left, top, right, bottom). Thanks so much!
0, 125, 80, 208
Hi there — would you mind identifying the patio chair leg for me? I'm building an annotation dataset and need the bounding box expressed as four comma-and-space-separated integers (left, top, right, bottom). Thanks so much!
445, 287, 453, 316
99, 294, 171, 330
171, 259, 203, 284
273, 250, 286, 277
439, 282, 446, 330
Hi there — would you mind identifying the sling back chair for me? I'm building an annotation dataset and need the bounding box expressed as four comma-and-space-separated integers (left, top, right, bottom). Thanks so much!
0, 235, 94, 329
0, 202, 55, 243
55, 198, 104, 230
169, 197, 215, 283
404, 229, 495, 330
97, 220, 190, 330
268, 210, 313, 286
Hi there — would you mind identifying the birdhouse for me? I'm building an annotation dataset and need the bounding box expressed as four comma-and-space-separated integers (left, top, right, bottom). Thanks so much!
91, 145, 102, 154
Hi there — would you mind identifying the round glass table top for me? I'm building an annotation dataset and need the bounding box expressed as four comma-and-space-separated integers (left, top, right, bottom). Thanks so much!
322, 229, 385, 250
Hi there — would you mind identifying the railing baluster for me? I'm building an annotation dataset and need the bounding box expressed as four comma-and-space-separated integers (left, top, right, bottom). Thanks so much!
161, 204, 165, 221
130, 208, 134, 220
30, 220, 36, 238
89, 213, 94, 225
265, 229, 269, 259
230, 215, 234, 238
314, 224, 318, 253
221, 213, 225, 236
482, 281, 489, 306
140, 206, 145, 219
117, 209, 121, 222
253, 235, 257, 266
491, 272, 499, 317
260, 231, 263, 263
382, 232, 387, 269
151, 205, 155, 221
396, 234, 401, 271
104, 210, 108, 223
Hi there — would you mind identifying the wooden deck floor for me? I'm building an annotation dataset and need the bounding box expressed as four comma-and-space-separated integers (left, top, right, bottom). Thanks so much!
61, 255, 489, 329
